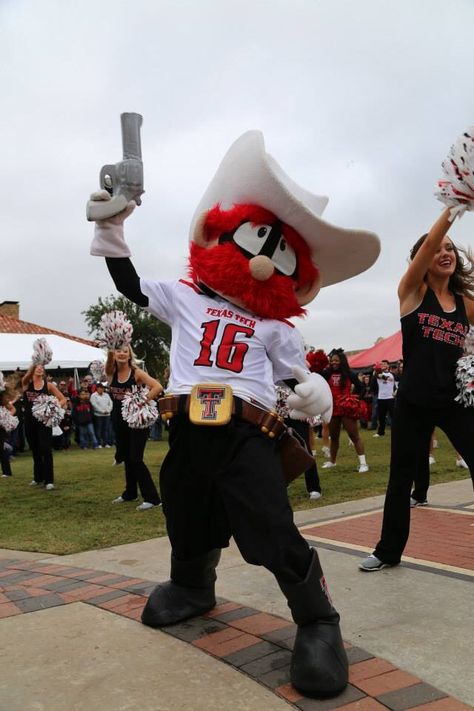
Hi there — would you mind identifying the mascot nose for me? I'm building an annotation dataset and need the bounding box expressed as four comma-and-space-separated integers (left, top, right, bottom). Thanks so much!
249, 255, 275, 281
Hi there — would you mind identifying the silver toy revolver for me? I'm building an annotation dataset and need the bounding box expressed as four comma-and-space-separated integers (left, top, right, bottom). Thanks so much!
86, 112, 144, 221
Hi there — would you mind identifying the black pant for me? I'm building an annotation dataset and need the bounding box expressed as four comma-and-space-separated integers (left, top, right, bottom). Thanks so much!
377, 398, 395, 436
411, 436, 431, 503
374, 395, 474, 564
0, 429, 12, 477
285, 418, 321, 493
25, 418, 54, 484
114, 418, 161, 504
160, 416, 312, 583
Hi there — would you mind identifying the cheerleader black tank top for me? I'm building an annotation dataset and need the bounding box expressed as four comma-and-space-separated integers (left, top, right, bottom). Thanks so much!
24, 380, 48, 422
398, 288, 469, 407
110, 369, 136, 421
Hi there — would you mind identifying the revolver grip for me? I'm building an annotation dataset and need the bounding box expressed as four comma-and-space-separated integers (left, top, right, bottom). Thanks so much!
86, 194, 129, 222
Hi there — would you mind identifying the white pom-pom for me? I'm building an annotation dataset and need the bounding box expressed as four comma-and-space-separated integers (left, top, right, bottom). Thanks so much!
0, 406, 18, 433
32, 394, 65, 428
97, 311, 133, 351
121, 386, 158, 429
89, 359, 106, 382
0, 371, 5, 394
463, 326, 474, 356
32, 338, 53, 366
455, 327, 474, 407
435, 127, 474, 220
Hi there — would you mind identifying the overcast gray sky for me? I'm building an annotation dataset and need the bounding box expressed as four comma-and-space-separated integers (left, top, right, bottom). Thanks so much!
2, 0, 474, 352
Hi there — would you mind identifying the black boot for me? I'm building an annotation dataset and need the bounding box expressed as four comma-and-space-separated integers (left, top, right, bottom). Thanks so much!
277, 548, 348, 698
141, 549, 221, 628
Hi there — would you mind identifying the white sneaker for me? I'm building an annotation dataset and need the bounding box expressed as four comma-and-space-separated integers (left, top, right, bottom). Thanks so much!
456, 458, 468, 469
96, 445, 102, 449
428, 455, 436, 465
410, 496, 428, 507
359, 554, 392, 572
373, 433, 381, 438
322, 461, 336, 469
309, 491, 322, 500
358, 464, 369, 473
30, 480, 39, 486
112, 496, 125, 503
136, 502, 155, 511
105, 444, 111, 448
45, 484, 55, 491
321, 446, 330, 458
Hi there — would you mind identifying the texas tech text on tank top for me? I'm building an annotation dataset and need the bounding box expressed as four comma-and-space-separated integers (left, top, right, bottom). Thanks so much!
398, 288, 469, 407
110, 369, 136, 419
23, 381, 48, 419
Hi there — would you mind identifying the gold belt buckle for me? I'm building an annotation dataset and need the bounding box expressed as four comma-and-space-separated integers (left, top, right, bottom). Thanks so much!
189, 384, 233, 425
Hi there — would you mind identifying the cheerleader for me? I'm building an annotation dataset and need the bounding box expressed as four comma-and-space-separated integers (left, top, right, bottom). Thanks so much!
321, 349, 369, 473
360, 208, 474, 571
22, 364, 66, 489
0, 375, 17, 477
106, 345, 163, 511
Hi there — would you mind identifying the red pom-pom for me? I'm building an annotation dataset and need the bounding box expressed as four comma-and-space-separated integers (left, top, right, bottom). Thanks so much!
338, 394, 364, 419
306, 349, 329, 374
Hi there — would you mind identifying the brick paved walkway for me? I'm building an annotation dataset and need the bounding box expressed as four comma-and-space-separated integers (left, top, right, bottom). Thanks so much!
300, 505, 474, 575
0, 557, 471, 710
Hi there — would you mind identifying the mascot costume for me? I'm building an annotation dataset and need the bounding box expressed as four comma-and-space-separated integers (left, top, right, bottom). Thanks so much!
88, 125, 380, 698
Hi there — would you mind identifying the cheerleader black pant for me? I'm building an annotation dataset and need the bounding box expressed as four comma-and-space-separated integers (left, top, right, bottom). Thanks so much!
0, 429, 12, 477
25, 419, 53, 485
115, 418, 161, 505
284, 418, 321, 494
374, 395, 474, 565
160, 416, 313, 583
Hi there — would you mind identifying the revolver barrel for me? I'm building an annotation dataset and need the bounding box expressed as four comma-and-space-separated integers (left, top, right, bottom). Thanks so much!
121, 112, 142, 160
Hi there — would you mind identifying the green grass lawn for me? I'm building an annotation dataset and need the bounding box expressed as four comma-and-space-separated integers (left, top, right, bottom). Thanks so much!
1, 429, 470, 556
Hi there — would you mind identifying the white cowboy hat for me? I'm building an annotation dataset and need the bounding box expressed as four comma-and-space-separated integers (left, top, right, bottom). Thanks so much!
190, 130, 380, 288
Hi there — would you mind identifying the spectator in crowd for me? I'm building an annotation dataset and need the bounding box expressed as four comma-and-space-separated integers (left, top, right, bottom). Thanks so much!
73, 389, 100, 449
60, 398, 73, 450
322, 349, 369, 473
360, 208, 474, 572
359, 373, 373, 429
373, 360, 395, 437
90, 383, 113, 447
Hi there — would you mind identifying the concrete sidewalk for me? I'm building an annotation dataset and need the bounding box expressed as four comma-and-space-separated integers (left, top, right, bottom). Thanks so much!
0, 478, 473, 710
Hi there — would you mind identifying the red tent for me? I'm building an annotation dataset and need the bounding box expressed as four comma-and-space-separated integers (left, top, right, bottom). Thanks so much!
348, 331, 402, 369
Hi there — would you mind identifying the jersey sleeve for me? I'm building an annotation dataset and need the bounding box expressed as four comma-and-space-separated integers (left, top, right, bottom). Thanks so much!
268, 322, 306, 384
140, 279, 176, 325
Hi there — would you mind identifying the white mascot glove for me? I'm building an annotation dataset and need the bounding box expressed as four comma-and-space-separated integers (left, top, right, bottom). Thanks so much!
287, 365, 333, 423
89, 190, 136, 258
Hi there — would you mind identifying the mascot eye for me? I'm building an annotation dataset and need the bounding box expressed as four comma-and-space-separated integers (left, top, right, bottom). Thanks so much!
272, 237, 297, 276
233, 223, 273, 253
232, 223, 297, 276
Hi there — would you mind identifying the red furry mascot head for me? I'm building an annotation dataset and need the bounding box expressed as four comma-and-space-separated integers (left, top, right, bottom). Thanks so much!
189, 204, 319, 320
188, 132, 380, 321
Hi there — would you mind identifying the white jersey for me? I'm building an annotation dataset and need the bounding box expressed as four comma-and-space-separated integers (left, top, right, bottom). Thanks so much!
376, 372, 395, 399
141, 278, 306, 410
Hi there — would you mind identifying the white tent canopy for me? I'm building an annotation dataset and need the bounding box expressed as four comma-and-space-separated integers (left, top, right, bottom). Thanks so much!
0, 333, 105, 370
